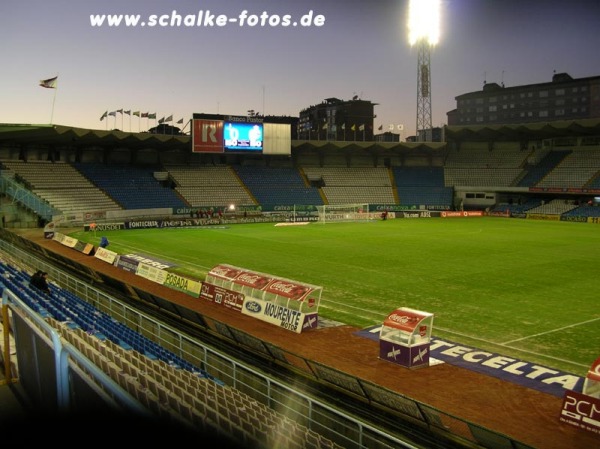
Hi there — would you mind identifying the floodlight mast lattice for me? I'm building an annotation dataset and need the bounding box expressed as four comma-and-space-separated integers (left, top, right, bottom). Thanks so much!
408, 0, 440, 142
416, 39, 432, 142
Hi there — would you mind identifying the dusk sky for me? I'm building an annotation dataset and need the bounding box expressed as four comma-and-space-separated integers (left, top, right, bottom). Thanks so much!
2, 0, 600, 138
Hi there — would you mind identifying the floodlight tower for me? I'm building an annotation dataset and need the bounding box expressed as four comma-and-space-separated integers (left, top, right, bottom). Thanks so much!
408, 0, 440, 142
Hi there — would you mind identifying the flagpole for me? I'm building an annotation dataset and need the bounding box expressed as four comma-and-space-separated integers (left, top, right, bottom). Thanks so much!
50, 87, 58, 124
50, 74, 59, 124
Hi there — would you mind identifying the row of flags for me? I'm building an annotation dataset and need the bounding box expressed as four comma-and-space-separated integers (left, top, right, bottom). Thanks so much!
38, 76, 186, 128
99, 110, 184, 125
40, 75, 399, 133
320, 123, 366, 131
320, 123, 404, 132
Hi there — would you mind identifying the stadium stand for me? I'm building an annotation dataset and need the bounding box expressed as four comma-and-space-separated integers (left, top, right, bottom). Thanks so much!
301, 166, 396, 205
1, 160, 120, 214
0, 259, 346, 449
516, 149, 572, 187
393, 166, 453, 208
73, 163, 188, 210
232, 165, 323, 208
534, 146, 600, 188
165, 164, 256, 207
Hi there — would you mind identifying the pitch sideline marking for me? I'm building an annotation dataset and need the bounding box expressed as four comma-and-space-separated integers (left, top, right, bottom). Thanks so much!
501, 316, 600, 345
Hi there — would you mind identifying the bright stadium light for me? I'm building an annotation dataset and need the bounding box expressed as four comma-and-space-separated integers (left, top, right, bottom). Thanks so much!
408, 0, 440, 46
407, 0, 440, 142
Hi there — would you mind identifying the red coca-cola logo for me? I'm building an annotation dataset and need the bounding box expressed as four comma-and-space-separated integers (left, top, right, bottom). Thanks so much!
212, 266, 239, 279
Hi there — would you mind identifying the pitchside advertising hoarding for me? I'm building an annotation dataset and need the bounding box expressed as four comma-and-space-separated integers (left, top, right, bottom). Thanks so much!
200, 263, 321, 333
192, 113, 291, 155
559, 356, 600, 435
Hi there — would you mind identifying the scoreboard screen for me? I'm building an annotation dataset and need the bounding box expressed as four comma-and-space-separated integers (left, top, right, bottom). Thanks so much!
224, 121, 263, 152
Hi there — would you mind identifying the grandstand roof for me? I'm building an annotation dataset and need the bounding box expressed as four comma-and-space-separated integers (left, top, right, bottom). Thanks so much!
0, 123, 447, 154
445, 118, 600, 141
2, 120, 598, 152
0, 123, 190, 151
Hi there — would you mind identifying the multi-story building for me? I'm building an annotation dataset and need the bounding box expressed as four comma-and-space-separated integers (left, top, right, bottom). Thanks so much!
298, 97, 377, 141
447, 72, 600, 126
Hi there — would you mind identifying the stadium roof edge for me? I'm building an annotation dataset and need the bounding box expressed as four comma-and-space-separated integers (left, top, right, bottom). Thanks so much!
445, 118, 600, 141
0, 123, 190, 149
2, 119, 600, 151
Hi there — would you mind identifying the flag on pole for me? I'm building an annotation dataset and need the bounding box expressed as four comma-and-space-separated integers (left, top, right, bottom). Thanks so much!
322, 123, 328, 130
378, 125, 383, 131
341, 123, 345, 130
99, 111, 108, 121
158, 117, 165, 124
165, 115, 173, 122
351, 124, 356, 131
359, 124, 365, 131
133, 111, 140, 117
116, 109, 123, 114
141, 112, 148, 118
39, 76, 58, 89
389, 124, 394, 131
177, 118, 184, 124
124, 110, 131, 115
108, 111, 116, 117
147, 113, 156, 119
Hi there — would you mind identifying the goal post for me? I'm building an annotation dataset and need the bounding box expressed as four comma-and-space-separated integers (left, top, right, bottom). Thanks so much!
316, 203, 373, 223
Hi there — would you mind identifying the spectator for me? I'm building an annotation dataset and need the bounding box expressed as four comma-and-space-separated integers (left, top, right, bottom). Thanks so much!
33, 271, 51, 295
29, 270, 43, 288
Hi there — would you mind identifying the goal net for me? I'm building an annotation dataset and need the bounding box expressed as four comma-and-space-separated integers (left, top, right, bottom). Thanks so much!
316, 204, 372, 223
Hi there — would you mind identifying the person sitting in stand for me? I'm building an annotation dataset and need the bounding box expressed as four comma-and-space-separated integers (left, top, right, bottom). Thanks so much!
33, 271, 51, 295
29, 270, 43, 289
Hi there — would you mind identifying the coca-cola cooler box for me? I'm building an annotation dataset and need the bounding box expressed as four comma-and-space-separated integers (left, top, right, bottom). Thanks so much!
379, 307, 434, 369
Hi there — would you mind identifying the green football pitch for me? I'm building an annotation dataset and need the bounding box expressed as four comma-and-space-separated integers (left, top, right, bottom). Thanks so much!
70, 217, 600, 377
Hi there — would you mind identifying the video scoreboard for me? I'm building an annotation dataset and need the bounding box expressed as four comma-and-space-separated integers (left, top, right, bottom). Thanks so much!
192, 113, 291, 155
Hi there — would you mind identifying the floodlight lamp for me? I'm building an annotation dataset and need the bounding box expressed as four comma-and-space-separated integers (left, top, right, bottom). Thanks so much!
408, 0, 440, 46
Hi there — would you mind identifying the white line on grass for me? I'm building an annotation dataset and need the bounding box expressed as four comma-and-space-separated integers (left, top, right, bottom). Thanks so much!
436, 326, 589, 369
108, 242, 213, 271
501, 317, 600, 345
322, 297, 592, 369
319, 307, 590, 370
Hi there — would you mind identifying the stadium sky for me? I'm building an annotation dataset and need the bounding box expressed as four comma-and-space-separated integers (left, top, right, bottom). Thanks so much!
2, 0, 600, 139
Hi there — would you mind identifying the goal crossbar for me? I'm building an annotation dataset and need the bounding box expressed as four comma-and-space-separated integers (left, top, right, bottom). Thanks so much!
316, 203, 373, 223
